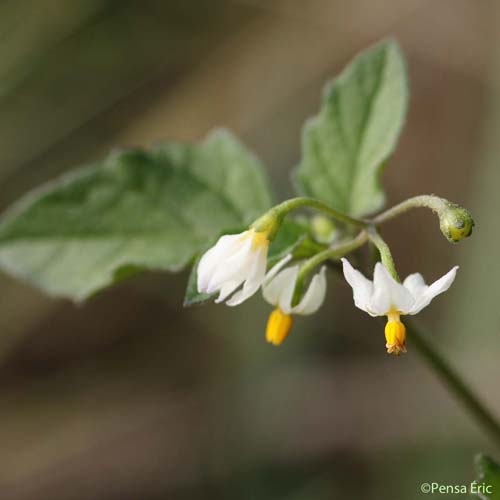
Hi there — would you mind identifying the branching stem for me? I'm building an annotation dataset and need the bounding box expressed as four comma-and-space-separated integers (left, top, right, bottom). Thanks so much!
255, 194, 497, 447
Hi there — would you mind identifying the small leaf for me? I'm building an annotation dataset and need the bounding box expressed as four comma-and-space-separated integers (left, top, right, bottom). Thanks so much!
472, 454, 500, 500
295, 39, 408, 217
0, 129, 272, 301
183, 219, 312, 307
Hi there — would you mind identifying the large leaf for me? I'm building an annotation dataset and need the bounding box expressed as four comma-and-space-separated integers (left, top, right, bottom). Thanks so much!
0, 129, 272, 301
472, 454, 500, 500
295, 39, 408, 217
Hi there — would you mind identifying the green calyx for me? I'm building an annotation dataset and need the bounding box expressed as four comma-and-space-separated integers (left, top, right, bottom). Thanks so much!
439, 203, 475, 243
250, 207, 285, 241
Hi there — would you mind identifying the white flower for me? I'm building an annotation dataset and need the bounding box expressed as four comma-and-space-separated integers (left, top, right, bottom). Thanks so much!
263, 264, 327, 315
262, 260, 327, 345
197, 228, 269, 306
341, 258, 458, 355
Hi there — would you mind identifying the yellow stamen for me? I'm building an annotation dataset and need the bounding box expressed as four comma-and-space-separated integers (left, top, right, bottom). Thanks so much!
384, 311, 407, 356
266, 308, 293, 346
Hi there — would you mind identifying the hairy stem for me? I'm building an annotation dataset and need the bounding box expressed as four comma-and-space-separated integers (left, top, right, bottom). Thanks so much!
365, 227, 400, 281
253, 197, 368, 235
372, 195, 447, 225
291, 231, 368, 306
408, 320, 500, 449
298, 231, 368, 280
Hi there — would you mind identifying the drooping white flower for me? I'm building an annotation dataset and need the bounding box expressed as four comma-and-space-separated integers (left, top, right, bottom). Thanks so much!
262, 261, 327, 345
341, 258, 458, 355
197, 228, 269, 306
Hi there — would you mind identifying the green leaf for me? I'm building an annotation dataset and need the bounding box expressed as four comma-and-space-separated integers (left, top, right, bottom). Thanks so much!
472, 454, 500, 500
295, 39, 408, 217
0, 129, 272, 301
267, 219, 311, 265
183, 219, 311, 307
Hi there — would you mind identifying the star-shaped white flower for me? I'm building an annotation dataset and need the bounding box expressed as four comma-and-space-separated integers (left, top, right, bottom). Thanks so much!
341, 258, 458, 355
197, 229, 269, 306
262, 258, 327, 345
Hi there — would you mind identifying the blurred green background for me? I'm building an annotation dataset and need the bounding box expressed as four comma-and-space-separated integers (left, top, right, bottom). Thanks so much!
0, 1, 499, 499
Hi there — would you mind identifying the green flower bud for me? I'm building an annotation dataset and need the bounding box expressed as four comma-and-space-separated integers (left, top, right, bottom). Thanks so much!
439, 203, 475, 243
311, 215, 337, 244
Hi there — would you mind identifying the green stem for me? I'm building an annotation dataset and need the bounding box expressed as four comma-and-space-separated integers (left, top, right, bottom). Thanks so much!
292, 231, 368, 306
278, 198, 367, 227
297, 231, 368, 281
252, 197, 367, 238
407, 320, 500, 449
372, 195, 447, 225
371, 195, 474, 244
365, 227, 400, 282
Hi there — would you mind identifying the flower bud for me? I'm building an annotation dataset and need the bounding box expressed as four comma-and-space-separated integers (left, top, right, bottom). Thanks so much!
439, 203, 475, 243
311, 215, 337, 244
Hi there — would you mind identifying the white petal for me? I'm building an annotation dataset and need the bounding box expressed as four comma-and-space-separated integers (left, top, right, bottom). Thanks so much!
408, 266, 458, 314
225, 246, 268, 306
292, 266, 327, 315
264, 254, 293, 284
403, 273, 427, 297
276, 267, 299, 314
262, 266, 298, 313
197, 233, 243, 292
341, 258, 374, 314
370, 263, 414, 315
214, 280, 241, 303
206, 236, 253, 293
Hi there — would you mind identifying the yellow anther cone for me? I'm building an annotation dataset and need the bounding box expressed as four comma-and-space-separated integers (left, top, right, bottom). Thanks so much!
266, 308, 293, 346
385, 312, 407, 356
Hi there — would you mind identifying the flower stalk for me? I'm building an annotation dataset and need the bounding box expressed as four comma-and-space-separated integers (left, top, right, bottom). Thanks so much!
197, 191, 497, 445
292, 231, 368, 306
252, 194, 473, 246
372, 195, 475, 244
365, 227, 400, 282
372, 194, 448, 224
251, 197, 367, 239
